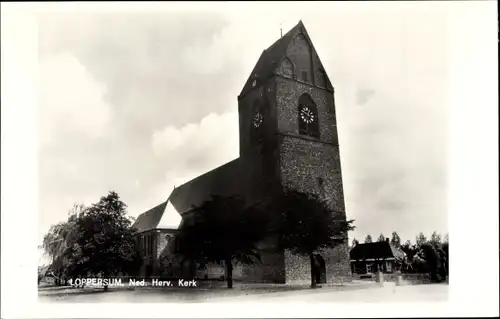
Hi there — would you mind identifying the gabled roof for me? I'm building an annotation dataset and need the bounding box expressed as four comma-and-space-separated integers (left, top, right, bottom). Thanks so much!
132, 201, 169, 233
238, 21, 303, 98
349, 241, 406, 261
238, 20, 334, 99
389, 243, 406, 260
169, 153, 265, 215
168, 159, 238, 214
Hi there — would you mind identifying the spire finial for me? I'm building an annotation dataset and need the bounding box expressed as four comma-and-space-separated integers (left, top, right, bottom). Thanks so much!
280, 21, 283, 38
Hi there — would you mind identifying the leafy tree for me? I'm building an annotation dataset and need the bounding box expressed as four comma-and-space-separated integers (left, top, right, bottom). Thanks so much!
400, 240, 419, 273
400, 236, 448, 279
42, 203, 85, 285
42, 223, 69, 285
417, 243, 447, 282
364, 235, 373, 243
175, 195, 268, 289
66, 191, 141, 291
390, 231, 401, 248
351, 238, 359, 247
416, 232, 427, 247
441, 241, 449, 277
377, 233, 386, 242
38, 265, 49, 285
429, 231, 442, 247
401, 241, 412, 255
273, 188, 355, 288
443, 233, 449, 244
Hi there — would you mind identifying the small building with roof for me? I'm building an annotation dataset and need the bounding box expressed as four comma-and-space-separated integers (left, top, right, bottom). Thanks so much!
349, 239, 406, 275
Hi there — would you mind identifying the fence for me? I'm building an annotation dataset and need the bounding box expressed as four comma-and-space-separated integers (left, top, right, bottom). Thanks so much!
353, 272, 431, 285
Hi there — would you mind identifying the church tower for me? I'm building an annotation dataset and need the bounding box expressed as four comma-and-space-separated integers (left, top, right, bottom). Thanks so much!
237, 21, 351, 283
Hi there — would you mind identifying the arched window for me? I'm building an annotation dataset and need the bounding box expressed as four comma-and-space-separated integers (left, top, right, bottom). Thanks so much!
280, 58, 294, 78
290, 34, 312, 83
298, 94, 320, 138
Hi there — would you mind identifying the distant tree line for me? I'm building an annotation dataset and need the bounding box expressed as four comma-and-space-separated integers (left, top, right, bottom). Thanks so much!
351, 231, 449, 283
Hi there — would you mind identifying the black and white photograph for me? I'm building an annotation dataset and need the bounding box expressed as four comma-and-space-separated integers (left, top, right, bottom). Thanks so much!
1, 1, 498, 318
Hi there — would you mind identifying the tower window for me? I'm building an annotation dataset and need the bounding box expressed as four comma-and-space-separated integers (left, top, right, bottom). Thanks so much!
301, 70, 308, 82
298, 94, 320, 139
280, 58, 294, 78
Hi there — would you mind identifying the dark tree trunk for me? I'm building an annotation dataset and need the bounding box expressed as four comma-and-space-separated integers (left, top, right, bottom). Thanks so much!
225, 257, 233, 289
103, 272, 109, 292
310, 254, 316, 289
190, 260, 197, 278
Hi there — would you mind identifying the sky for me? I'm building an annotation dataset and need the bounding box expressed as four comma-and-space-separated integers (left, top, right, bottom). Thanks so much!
37, 2, 455, 257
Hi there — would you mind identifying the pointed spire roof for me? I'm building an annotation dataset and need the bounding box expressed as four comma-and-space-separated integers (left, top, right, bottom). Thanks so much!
238, 21, 305, 98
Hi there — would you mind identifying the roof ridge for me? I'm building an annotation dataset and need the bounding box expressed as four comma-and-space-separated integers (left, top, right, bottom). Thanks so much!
171, 158, 239, 193
143, 200, 168, 215
238, 21, 303, 97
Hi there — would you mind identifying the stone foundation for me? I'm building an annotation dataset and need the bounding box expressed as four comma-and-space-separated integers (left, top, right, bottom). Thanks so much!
284, 243, 352, 285
321, 243, 352, 283
284, 249, 311, 284
238, 251, 286, 283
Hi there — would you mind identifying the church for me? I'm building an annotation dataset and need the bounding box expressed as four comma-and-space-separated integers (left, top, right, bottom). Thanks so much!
132, 21, 351, 284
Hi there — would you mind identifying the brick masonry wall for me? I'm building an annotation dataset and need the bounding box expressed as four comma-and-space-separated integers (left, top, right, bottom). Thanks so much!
190, 252, 284, 283
279, 136, 345, 212
276, 78, 337, 145
275, 37, 351, 283
284, 245, 352, 284
236, 250, 286, 283
277, 138, 351, 282
284, 249, 311, 284
319, 244, 352, 283
238, 78, 279, 158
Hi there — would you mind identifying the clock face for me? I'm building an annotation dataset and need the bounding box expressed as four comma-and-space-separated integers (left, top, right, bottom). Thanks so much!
300, 107, 315, 124
253, 112, 263, 128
